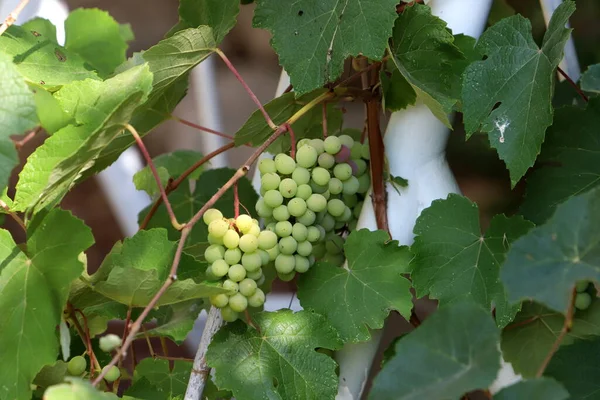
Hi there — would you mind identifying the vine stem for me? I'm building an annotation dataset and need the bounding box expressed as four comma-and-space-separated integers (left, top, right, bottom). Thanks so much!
124, 124, 184, 230
170, 114, 252, 146
287, 123, 297, 159
557, 66, 588, 103
0, 0, 29, 36
322, 103, 328, 138
233, 182, 240, 219
0, 199, 26, 232
13, 126, 41, 150
536, 289, 577, 377
69, 306, 101, 375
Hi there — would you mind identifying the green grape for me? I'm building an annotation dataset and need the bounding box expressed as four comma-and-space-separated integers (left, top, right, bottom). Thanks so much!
575, 292, 592, 310
295, 255, 310, 273
327, 199, 345, 217
297, 138, 311, 148
343, 194, 358, 207
255, 198, 273, 218
318, 153, 335, 169
205, 266, 217, 280
261, 172, 281, 191
334, 163, 353, 181
326, 234, 345, 255
207, 233, 224, 245
258, 230, 278, 250
275, 254, 296, 274
353, 202, 363, 218
99, 334, 122, 353
275, 153, 296, 175
334, 220, 346, 230
266, 245, 280, 261
273, 205, 291, 221
208, 219, 229, 237
258, 158, 277, 175
317, 225, 326, 241
309, 138, 325, 154
348, 219, 358, 232
310, 180, 329, 194
211, 259, 230, 277
307, 226, 321, 242
313, 243, 327, 259
67, 356, 87, 376
306, 194, 327, 212
361, 140, 370, 159
292, 223, 308, 241
342, 176, 360, 195
203, 208, 223, 225
224, 248, 242, 265
312, 167, 331, 186
297, 209, 316, 226
357, 173, 370, 194
238, 234, 258, 253
328, 178, 343, 195
264, 189, 284, 208
279, 178, 298, 199
322, 190, 331, 200
278, 271, 296, 282
275, 221, 293, 237
292, 167, 311, 185
260, 186, 267, 196
229, 293, 248, 312
239, 278, 258, 297
248, 223, 261, 237
576, 281, 589, 292
258, 249, 270, 266
324, 136, 342, 154
227, 264, 246, 282
337, 206, 352, 222
350, 142, 363, 159
288, 198, 307, 217
248, 288, 266, 307
247, 268, 263, 281
296, 184, 313, 200
204, 244, 225, 263
256, 275, 266, 286
297, 241, 313, 257
223, 230, 240, 250
338, 134, 355, 148
221, 306, 239, 322
354, 159, 368, 175
102, 365, 120, 383
223, 279, 239, 295
265, 222, 277, 232
242, 252, 262, 272
296, 145, 318, 168
320, 213, 336, 232
309, 255, 316, 266
279, 236, 298, 255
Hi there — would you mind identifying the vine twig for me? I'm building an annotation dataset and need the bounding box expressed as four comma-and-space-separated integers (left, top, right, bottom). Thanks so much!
170, 114, 252, 146
366, 99, 389, 233
0, 199, 26, 233
322, 103, 328, 138
0, 0, 29, 36
557, 66, 588, 103
13, 126, 41, 150
233, 182, 240, 219
69, 306, 101, 375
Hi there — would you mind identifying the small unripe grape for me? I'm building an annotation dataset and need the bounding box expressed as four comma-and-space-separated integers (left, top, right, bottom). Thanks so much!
207, 233, 224, 245
327, 199, 345, 217
292, 223, 308, 242
337, 206, 352, 222
334, 220, 346, 230
264, 190, 284, 208
102, 365, 120, 382
297, 241, 313, 257
306, 194, 327, 212
211, 260, 230, 277
266, 222, 277, 232
294, 255, 310, 273
266, 245, 279, 261
297, 138, 311, 148
326, 234, 345, 255
275, 254, 296, 274
354, 202, 363, 218
342, 176, 360, 195
279, 178, 298, 198
228, 264, 246, 282
357, 173, 370, 194
312, 167, 331, 186
239, 234, 259, 253
576, 281, 589, 293
309, 139, 325, 154
261, 172, 281, 191
575, 292, 592, 310
222, 279, 238, 295
223, 230, 240, 250
297, 209, 316, 226
296, 184, 313, 200
334, 145, 351, 163
255, 199, 273, 218
224, 248, 242, 265
99, 334, 122, 353
275, 153, 296, 175
273, 205, 291, 221
204, 244, 225, 263
247, 268, 263, 281
221, 306, 239, 322
348, 219, 358, 232
258, 249, 270, 266
338, 134, 354, 148
296, 145, 318, 168
361, 142, 370, 159
350, 142, 363, 159
229, 293, 248, 312
317, 225, 326, 241
313, 243, 327, 259
343, 194, 358, 207
248, 288, 266, 308
258, 230, 278, 250
242, 252, 262, 272
288, 198, 307, 217
258, 158, 277, 175
324, 136, 342, 154
333, 163, 353, 181
67, 356, 87, 376
320, 213, 335, 232
203, 208, 223, 225
322, 190, 331, 200
208, 219, 229, 238
239, 278, 258, 297
307, 226, 321, 242
248, 223, 261, 237
310, 180, 328, 194
278, 271, 296, 282
236, 214, 254, 233
318, 153, 335, 169
328, 178, 343, 195
279, 236, 298, 255
275, 221, 293, 237
292, 167, 311, 185
354, 159, 368, 176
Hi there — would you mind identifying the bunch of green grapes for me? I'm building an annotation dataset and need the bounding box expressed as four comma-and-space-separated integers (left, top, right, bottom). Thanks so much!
255, 134, 370, 278
203, 209, 269, 322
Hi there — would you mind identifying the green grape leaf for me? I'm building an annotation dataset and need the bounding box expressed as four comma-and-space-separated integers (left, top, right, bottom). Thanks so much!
168, 0, 240, 43
128, 358, 191, 399
493, 378, 569, 400
140, 299, 206, 344
0, 209, 94, 400
119, 23, 135, 43
370, 301, 500, 400
44, 378, 120, 400
521, 98, 600, 224
22, 18, 58, 43
502, 300, 600, 377
14, 64, 152, 213
33, 361, 68, 390
32, 84, 71, 134
0, 25, 98, 90
546, 338, 600, 400
139, 168, 258, 259
234, 90, 342, 153
91, 229, 225, 307
253, 0, 398, 94
204, 378, 233, 400
298, 229, 413, 342
207, 310, 342, 400
488, 0, 515, 25
380, 68, 416, 112
410, 194, 533, 327
581, 64, 600, 94
64, 8, 128, 77
462, 0, 575, 186
388, 4, 465, 127
133, 150, 204, 197
502, 187, 600, 313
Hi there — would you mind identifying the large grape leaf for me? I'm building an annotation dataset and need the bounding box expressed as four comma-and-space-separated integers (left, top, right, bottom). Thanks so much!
22, 18, 58, 43
14, 64, 152, 213
0, 209, 94, 400
126, 358, 191, 399
501, 301, 600, 377
253, 0, 398, 94
462, 0, 575, 186
493, 379, 568, 400
546, 338, 600, 400
207, 310, 343, 400
140, 299, 206, 344
369, 301, 501, 400
64, 9, 128, 77
520, 98, 600, 224
410, 194, 533, 327
44, 378, 121, 400
0, 25, 98, 90
167, 0, 240, 43
90, 229, 224, 307
581, 64, 600, 94
388, 4, 465, 127
501, 187, 600, 313
298, 229, 413, 342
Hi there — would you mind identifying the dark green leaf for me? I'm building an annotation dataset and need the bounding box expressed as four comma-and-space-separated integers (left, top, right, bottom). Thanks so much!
581, 64, 600, 94
33, 361, 67, 389
31, 84, 71, 134
128, 358, 191, 399
141, 299, 206, 344
369, 301, 501, 400
462, 1, 576, 186
380, 68, 416, 112
168, 0, 240, 43
411, 194, 533, 327
207, 310, 343, 400
493, 378, 568, 400
254, 0, 398, 94
22, 18, 58, 43
298, 229, 413, 342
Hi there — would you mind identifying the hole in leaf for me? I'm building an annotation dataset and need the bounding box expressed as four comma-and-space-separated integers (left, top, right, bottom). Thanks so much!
272, 377, 279, 388
298, 10, 304, 16
491, 102, 502, 111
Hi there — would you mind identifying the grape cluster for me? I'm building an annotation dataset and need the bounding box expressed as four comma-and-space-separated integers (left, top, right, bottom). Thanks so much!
574, 280, 593, 311
203, 209, 268, 322
255, 135, 370, 278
